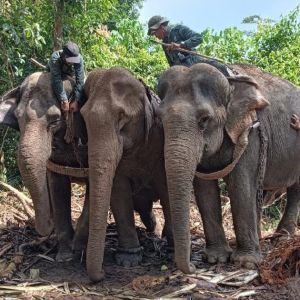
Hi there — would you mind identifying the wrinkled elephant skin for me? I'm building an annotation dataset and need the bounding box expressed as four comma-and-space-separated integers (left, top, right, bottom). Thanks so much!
156, 63, 300, 273
0, 72, 159, 264
0, 72, 91, 260
81, 67, 173, 282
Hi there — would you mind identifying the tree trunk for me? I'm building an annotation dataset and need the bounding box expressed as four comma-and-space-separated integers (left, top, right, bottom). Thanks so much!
53, 0, 64, 51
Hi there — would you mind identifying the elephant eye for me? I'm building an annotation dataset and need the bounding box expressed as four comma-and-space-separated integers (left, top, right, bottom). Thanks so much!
198, 115, 210, 131
118, 112, 129, 131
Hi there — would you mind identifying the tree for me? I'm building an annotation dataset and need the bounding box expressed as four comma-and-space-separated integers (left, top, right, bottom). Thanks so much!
53, 0, 64, 51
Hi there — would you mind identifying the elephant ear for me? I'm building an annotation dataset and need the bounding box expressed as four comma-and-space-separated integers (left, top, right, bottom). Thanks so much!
0, 86, 20, 131
225, 75, 269, 144
143, 86, 155, 144
139, 78, 160, 143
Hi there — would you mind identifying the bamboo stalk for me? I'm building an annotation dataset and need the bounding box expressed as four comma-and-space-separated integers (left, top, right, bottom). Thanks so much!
150, 39, 224, 63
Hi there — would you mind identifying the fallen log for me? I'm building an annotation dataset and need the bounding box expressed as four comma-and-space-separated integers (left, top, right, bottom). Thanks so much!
0, 181, 34, 218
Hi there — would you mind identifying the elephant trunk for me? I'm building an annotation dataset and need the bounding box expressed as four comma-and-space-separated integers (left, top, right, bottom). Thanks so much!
18, 123, 53, 236
87, 130, 122, 282
163, 119, 203, 274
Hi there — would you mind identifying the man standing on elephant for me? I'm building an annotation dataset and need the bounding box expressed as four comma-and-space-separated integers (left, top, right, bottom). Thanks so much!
147, 16, 228, 76
46, 42, 84, 116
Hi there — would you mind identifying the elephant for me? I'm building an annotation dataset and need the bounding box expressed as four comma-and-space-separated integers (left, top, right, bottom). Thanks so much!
155, 63, 300, 274
0, 71, 165, 262
81, 67, 174, 282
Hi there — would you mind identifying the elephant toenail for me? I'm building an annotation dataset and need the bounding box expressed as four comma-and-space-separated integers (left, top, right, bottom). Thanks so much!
132, 261, 139, 267
115, 258, 121, 265
245, 262, 256, 270
207, 257, 216, 264
219, 256, 227, 263
122, 261, 131, 268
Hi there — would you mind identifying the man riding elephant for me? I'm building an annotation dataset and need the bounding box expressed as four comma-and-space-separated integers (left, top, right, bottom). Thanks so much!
46, 41, 84, 117
147, 15, 229, 76
0, 71, 167, 264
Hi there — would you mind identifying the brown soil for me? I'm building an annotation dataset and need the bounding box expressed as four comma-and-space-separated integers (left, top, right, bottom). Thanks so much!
0, 184, 299, 300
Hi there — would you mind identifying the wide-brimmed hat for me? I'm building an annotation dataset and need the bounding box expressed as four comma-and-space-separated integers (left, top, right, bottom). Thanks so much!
63, 42, 80, 64
147, 15, 169, 35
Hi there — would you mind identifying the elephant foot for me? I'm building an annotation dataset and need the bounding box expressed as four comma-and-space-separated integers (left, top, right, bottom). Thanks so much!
72, 233, 88, 252
230, 251, 262, 269
203, 245, 232, 264
114, 246, 143, 267
276, 222, 295, 235
56, 248, 74, 262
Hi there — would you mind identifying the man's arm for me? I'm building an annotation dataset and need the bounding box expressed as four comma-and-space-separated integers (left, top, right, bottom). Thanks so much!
48, 53, 68, 101
178, 25, 203, 49
73, 55, 85, 102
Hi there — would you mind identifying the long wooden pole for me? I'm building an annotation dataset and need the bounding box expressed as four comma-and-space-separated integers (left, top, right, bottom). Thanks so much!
29, 58, 47, 70
150, 39, 224, 63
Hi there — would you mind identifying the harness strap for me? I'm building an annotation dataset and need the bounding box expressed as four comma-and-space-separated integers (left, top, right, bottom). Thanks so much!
46, 159, 89, 178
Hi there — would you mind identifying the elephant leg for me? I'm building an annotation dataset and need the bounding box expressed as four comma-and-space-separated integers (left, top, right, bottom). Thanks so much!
194, 177, 232, 263
111, 172, 142, 267
153, 165, 174, 247
277, 182, 300, 234
72, 181, 89, 251
226, 172, 262, 270
47, 170, 74, 262
133, 196, 157, 233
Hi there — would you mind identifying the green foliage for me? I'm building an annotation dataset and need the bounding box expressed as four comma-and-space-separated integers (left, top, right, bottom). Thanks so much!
1, 2, 300, 188
262, 198, 287, 231
247, 6, 300, 85
84, 18, 168, 88
201, 27, 248, 64
201, 6, 300, 85
0, 125, 20, 185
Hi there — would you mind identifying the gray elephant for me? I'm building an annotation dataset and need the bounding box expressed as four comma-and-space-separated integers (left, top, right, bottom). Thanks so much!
156, 63, 300, 273
81, 67, 173, 282
0, 71, 164, 262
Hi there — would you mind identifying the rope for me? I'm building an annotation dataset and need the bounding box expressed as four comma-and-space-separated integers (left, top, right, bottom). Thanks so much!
46, 159, 89, 178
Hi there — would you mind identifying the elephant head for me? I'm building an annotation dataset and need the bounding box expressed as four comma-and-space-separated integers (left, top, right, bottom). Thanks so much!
0, 72, 74, 236
81, 67, 156, 282
156, 63, 269, 274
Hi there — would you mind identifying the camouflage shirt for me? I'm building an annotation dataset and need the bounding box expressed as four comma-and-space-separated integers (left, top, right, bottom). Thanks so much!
162, 25, 204, 67
46, 50, 84, 102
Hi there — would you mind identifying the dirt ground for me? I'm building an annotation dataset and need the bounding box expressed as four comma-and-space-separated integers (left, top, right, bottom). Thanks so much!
0, 184, 299, 300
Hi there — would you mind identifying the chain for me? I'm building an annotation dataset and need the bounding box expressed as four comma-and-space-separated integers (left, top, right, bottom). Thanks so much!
225, 64, 240, 76
257, 122, 268, 208
66, 114, 89, 178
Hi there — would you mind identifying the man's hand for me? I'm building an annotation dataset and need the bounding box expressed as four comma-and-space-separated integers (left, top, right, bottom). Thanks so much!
61, 100, 69, 119
70, 100, 79, 113
61, 100, 69, 113
290, 114, 300, 131
166, 42, 181, 51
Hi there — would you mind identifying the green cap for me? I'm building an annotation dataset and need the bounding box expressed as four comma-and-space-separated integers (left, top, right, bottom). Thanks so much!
147, 15, 169, 35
